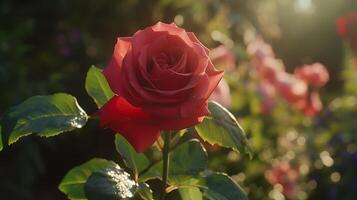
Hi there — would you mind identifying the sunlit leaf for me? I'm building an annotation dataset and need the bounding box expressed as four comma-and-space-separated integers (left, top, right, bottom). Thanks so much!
114, 134, 150, 180
175, 172, 247, 200
179, 187, 203, 200
85, 65, 114, 108
201, 172, 248, 200
84, 164, 138, 200
59, 158, 117, 200
0, 93, 88, 151
195, 101, 253, 157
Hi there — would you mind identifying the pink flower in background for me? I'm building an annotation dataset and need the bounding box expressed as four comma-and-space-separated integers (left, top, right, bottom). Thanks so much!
209, 78, 231, 108
258, 81, 276, 114
275, 73, 308, 109
265, 161, 299, 199
247, 37, 275, 60
303, 92, 323, 117
258, 57, 285, 84
294, 63, 329, 88
337, 12, 357, 50
353, 58, 357, 68
210, 45, 236, 71
246, 36, 326, 117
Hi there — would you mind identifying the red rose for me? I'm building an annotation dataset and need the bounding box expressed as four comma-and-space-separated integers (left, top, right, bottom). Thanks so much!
97, 22, 223, 152
294, 63, 329, 88
337, 12, 357, 50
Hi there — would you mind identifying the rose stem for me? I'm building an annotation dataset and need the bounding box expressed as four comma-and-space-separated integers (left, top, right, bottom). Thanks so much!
159, 131, 172, 200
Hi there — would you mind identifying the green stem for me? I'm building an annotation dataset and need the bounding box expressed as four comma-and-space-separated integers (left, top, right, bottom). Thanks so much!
160, 132, 172, 200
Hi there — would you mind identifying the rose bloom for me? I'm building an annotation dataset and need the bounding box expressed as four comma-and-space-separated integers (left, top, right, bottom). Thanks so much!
275, 73, 308, 109
258, 81, 276, 114
265, 161, 299, 199
257, 57, 285, 84
294, 63, 329, 88
209, 78, 231, 108
247, 36, 275, 61
209, 45, 236, 71
97, 22, 223, 152
337, 12, 357, 50
302, 92, 323, 117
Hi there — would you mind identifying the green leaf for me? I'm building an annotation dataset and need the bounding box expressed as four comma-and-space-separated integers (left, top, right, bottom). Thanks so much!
85, 65, 114, 108
201, 173, 248, 200
175, 172, 247, 200
59, 158, 117, 200
114, 134, 150, 180
140, 139, 207, 185
0, 93, 88, 150
195, 101, 253, 157
179, 187, 203, 200
84, 164, 138, 200
137, 183, 153, 200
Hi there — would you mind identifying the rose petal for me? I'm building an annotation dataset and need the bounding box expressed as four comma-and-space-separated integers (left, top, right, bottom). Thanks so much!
187, 42, 209, 74
131, 22, 194, 58
144, 64, 222, 119
150, 52, 191, 90
123, 48, 203, 105
131, 28, 164, 56
121, 50, 177, 104
150, 22, 194, 47
143, 97, 209, 119
187, 32, 209, 55
96, 96, 161, 152
159, 115, 206, 130
103, 37, 132, 94
203, 61, 225, 98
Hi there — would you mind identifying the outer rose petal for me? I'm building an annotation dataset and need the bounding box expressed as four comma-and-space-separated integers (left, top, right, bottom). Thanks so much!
150, 22, 194, 47
204, 61, 225, 98
159, 115, 205, 130
103, 37, 132, 94
187, 32, 209, 55
97, 96, 161, 152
